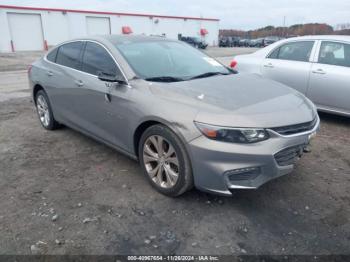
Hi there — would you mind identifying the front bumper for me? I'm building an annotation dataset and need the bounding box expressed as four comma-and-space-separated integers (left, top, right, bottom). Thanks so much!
187, 117, 320, 196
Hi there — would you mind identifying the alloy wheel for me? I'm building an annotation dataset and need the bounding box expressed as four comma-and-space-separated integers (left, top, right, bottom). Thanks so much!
36, 95, 50, 127
143, 135, 179, 188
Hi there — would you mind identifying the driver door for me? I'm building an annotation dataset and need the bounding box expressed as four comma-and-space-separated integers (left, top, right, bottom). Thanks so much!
72, 41, 131, 149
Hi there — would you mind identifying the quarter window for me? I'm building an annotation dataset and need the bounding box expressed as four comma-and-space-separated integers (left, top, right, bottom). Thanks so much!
47, 47, 58, 62
268, 47, 279, 59
318, 41, 350, 67
56, 41, 83, 70
268, 41, 314, 62
82, 42, 119, 76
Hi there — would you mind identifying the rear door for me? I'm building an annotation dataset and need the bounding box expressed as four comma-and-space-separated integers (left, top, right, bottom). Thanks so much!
307, 41, 350, 114
261, 40, 316, 94
44, 41, 84, 123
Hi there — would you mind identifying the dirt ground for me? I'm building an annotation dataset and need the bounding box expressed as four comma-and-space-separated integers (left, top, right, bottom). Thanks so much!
0, 51, 44, 72
0, 49, 349, 256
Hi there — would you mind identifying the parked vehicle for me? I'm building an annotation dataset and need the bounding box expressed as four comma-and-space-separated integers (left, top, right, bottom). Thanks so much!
233, 35, 350, 117
180, 36, 208, 49
29, 35, 319, 197
249, 38, 265, 47
219, 37, 230, 47
231, 36, 241, 47
263, 36, 282, 46
219, 36, 240, 47
238, 39, 250, 47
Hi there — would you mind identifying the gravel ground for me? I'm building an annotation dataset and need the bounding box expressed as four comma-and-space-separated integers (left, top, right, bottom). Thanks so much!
1, 97, 349, 255
0, 50, 349, 255
0, 51, 44, 72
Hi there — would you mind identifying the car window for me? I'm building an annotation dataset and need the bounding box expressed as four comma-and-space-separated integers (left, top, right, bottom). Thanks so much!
82, 42, 119, 76
268, 41, 314, 62
56, 42, 83, 70
116, 41, 229, 79
47, 47, 58, 62
268, 47, 280, 59
318, 41, 350, 67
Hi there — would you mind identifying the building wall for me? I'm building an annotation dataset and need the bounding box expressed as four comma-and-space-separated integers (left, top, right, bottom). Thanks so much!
0, 6, 219, 52
0, 9, 12, 52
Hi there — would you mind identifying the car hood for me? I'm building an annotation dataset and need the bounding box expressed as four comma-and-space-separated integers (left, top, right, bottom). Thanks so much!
148, 73, 316, 128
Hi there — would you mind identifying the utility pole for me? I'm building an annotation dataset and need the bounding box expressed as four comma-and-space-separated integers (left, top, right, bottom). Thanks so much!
283, 16, 286, 37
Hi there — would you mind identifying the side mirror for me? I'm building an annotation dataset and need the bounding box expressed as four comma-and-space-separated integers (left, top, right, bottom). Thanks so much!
98, 71, 126, 85
226, 66, 238, 74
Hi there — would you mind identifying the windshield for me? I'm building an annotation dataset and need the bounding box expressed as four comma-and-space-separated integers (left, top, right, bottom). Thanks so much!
115, 40, 230, 81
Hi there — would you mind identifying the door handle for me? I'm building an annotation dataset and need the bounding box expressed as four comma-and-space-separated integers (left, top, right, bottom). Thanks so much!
264, 63, 274, 68
46, 71, 53, 76
75, 80, 84, 87
312, 69, 326, 75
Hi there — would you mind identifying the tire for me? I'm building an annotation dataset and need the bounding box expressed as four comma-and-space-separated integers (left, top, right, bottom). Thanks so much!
35, 90, 60, 130
138, 124, 193, 197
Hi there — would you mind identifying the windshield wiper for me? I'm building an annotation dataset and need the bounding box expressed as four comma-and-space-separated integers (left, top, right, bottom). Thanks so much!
145, 76, 184, 82
189, 72, 230, 80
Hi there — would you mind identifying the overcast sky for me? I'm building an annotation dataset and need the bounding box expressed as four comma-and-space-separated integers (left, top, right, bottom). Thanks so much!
1, 0, 350, 30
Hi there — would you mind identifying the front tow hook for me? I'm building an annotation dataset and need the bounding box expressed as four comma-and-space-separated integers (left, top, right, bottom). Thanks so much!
303, 146, 312, 153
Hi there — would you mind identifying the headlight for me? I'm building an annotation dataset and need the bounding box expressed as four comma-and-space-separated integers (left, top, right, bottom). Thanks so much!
194, 122, 269, 143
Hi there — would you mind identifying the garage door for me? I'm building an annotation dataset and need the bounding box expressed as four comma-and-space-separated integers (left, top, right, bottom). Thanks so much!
7, 13, 44, 51
86, 17, 111, 35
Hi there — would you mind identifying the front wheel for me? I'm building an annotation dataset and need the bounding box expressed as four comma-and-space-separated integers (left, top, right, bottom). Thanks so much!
138, 125, 193, 197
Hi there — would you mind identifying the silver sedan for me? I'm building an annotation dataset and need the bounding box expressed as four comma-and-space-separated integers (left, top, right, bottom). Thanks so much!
29, 35, 319, 196
233, 35, 350, 117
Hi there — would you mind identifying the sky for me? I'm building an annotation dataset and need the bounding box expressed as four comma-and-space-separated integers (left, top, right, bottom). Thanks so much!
1, 0, 350, 30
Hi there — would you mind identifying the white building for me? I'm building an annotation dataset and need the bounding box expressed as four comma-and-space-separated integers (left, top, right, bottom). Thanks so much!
0, 5, 219, 52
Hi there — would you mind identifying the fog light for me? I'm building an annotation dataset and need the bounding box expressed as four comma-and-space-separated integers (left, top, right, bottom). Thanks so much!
225, 167, 261, 181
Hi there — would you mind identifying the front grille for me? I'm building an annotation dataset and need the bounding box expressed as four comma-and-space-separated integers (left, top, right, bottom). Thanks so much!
274, 145, 306, 166
271, 118, 317, 136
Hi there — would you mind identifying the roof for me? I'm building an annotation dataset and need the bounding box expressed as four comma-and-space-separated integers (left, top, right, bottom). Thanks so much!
104, 34, 174, 44
69, 34, 175, 44
55, 35, 180, 51
287, 35, 350, 41
0, 5, 219, 22
69, 35, 176, 46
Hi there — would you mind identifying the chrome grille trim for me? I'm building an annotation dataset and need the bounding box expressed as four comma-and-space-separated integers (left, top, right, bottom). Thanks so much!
270, 118, 317, 136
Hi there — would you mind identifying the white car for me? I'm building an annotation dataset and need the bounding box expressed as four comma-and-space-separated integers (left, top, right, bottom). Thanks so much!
233, 35, 350, 117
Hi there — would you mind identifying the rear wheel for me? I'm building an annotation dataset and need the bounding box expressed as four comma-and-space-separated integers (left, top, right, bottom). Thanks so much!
35, 90, 60, 130
138, 124, 193, 197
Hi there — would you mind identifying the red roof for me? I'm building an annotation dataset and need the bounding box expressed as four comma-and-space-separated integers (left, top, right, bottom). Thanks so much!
0, 5, 219, 22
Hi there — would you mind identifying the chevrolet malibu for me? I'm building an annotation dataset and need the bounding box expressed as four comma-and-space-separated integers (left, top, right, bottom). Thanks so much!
28, 35, 319, 197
